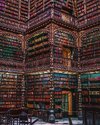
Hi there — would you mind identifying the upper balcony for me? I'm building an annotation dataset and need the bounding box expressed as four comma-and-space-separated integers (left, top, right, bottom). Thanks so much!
27, 0, 78, 31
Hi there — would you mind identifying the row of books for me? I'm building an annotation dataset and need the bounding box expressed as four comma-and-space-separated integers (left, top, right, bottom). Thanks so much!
82, 97, 100, 104
81, 28, 100, 46
80, 59, 100, 70
5, 1, 19, 19
80, 49, 100, 58
27, 47, 50, 59
77, 0, 99, 27
83, 94, 100, 105
0, 0, 28, 31
0, 73, 23, 108
54, 30, 75, 44
53, 63, 78, 72
80, 51, 100, 60
0, 0, 28, 21
54, 0, 74, 15
27, 32, 49, 52
78, 15, 99, 28
0, 15, 27, 32
77, 0, 98, 14
80, 44, 100, 52
27, 53, 50, 62
30, 0, 51, 18
28, 8, 51, 28
20, 0, 28, 22
80, 46, 100, 54
81, 73, 100, 87
26, 57, 50, 69
53, 73, 78, 87
0, 60, 24, 72
0, 34, 22, 46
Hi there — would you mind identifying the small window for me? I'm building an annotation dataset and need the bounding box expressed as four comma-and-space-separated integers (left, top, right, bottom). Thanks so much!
63, 48, 71, 67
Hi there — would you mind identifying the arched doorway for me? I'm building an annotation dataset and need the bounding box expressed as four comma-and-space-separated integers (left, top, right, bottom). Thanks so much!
62, 91, 72, 116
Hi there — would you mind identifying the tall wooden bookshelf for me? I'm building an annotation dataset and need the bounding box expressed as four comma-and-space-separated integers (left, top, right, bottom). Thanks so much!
77, 0, 99, 28
0, 73, 23, 108
80, 27, 100, 71
0, 33, 24, 110
0, 0, 28, 32
81, 72, 100, 125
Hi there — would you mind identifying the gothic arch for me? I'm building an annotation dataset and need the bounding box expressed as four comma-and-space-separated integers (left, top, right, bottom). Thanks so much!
0, 31, 23, 43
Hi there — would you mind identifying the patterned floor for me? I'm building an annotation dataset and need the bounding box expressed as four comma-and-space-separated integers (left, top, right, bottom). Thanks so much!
3, 117, 83, 125
34, 118, 83, 125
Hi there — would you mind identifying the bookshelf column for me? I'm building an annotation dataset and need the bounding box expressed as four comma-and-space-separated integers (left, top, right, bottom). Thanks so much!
78, 74, 82, 118
28, 0, 30, 28
50, 68, 54, 109
78, 32, 82, 118
50, 24, 54, 109
19, 0, 21, 20
21, 75, 25, 107
73, 0, 77, 16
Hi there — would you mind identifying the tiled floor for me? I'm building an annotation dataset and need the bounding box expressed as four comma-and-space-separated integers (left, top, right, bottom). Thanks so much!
34, 118, 83, 125
7, 117, 83, 125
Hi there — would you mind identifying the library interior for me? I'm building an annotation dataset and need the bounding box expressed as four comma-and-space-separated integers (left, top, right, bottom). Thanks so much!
0, 0, 100, 125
